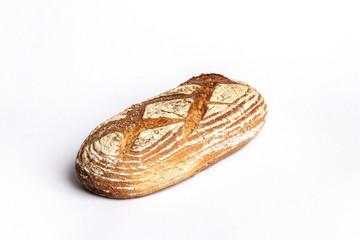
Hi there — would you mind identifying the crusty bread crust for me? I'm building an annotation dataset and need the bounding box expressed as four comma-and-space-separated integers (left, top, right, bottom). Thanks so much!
75, 74, 267, 198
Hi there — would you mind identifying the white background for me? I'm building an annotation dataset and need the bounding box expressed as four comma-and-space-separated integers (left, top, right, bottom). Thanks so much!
1, 0, 359, 239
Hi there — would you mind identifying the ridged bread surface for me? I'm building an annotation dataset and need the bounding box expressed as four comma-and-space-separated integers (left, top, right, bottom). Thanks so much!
75, 74, 267, 198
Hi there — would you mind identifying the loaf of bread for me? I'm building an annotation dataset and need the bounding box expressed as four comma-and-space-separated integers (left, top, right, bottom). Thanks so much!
75, 73, 267, 198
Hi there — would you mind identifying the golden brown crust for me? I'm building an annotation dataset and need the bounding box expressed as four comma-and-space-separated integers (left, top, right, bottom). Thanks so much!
75, 73, 267, 198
